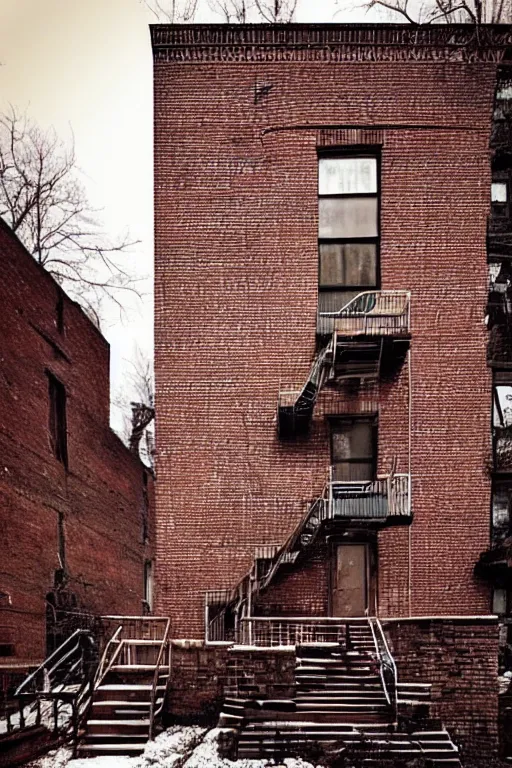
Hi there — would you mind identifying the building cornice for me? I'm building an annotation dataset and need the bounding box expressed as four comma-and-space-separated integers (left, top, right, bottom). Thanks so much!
151, 23, 512, 64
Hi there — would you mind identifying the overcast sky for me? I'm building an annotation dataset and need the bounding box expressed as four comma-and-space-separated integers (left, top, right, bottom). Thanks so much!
0, 0, 378, 433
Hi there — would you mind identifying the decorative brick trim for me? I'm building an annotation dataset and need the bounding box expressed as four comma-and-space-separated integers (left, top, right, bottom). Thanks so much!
151, 24, 512, 64
318, 128, 385, 147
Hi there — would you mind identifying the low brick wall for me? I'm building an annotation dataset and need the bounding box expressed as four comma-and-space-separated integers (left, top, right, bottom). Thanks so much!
226, 647, 296, 699
384, 616, 499, 762
166, 640, 232, 724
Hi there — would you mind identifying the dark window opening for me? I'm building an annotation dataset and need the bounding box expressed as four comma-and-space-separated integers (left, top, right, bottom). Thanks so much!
143, 560, 153, 613
48, 373, 68, 468
142, 472, 149, 545
330, 416, 377, 482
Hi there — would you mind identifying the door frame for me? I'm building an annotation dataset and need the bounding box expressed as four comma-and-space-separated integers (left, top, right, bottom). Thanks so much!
327, 534, 378, 617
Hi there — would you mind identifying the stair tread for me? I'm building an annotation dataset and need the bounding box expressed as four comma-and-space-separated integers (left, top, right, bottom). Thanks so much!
111, 664, 158, 670
92, 700, 152, 706
78, 743, 146, 751
87, 719, 150, 725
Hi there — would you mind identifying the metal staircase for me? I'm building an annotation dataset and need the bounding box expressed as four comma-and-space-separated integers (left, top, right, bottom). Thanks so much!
77, 617, 170, 757
279, 290, 411, 440
220, 621, 461, 766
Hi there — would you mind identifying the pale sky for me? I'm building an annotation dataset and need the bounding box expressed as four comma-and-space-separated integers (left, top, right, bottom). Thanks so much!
0, 0, 378, 433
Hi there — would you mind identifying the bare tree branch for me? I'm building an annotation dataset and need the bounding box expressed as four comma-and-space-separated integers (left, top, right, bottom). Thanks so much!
342, 0, 510, 23
142, 0, 199, 21
0, 106, 142, 323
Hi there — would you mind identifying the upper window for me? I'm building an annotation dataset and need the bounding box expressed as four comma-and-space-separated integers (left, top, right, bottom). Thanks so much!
318, 154, 379, 329
330, 416, 377, 482
48, 372, 68, 468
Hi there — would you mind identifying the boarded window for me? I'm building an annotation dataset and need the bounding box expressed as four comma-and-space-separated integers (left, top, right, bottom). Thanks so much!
48, 373, 68, 468
330, 418, 376, 481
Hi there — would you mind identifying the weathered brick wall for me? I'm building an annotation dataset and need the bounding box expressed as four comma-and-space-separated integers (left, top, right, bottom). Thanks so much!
0, 220, 155, 661
255, 542, 330, 617
167, 640, 232, 722
166, 641, 295, 721
153, 26, 495, 638
225, 647, 296, 700
385, 617, 499, 761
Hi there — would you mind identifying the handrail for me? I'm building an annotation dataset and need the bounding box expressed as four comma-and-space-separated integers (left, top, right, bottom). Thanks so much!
370, 617, 398, 721
320, 290, 410, 318
149, 618, 171, 739
94, 625, 123, 688
15, 629, 91, 696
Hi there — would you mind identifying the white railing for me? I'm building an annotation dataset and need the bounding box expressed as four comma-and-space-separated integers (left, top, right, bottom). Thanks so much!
320, 290, 410, 337
239, 616, 369, 647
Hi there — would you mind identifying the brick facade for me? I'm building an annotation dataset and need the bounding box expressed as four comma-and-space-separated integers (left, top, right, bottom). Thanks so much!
0, 220, 154, 663
152, 24, 500, 637
385, 617, 500, 761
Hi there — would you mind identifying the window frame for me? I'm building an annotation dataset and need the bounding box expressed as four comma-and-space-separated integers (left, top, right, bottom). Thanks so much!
328, 414, 378, 482
317, 147, 381, 305
47, 371, 68, 469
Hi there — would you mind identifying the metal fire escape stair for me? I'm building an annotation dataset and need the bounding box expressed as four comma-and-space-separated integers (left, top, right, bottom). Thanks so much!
278, 342, 333, 439
78, 620, 170, 757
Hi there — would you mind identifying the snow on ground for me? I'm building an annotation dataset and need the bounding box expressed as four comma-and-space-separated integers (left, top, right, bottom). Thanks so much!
183, 728, 316, 768
25, 727, 318, 768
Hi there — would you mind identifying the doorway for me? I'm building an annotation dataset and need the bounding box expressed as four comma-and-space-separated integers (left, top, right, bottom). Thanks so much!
331, 542, 372, 617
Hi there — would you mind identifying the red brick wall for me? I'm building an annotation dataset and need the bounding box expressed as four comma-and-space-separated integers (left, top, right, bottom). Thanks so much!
386, 617, 499, 761
153, 27, 496, 637
0, 221, 154, 661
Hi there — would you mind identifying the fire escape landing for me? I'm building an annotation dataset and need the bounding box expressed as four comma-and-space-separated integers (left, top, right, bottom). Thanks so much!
278, 290, 410, 440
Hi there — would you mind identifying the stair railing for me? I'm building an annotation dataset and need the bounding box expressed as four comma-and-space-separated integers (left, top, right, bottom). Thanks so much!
149, 617, 171, 740
369, 618, 397, 722
13, 629, 97, 739
93, 624, 124, 688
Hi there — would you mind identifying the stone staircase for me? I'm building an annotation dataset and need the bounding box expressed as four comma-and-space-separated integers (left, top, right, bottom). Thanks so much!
78, 618, 170, 757
220, 622, 461, 766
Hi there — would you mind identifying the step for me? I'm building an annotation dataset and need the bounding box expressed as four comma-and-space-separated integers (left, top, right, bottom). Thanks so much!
296, 694, 388, 703
77, 742, 146, 755
111, 664, 158, 672
86, 719, 150, 736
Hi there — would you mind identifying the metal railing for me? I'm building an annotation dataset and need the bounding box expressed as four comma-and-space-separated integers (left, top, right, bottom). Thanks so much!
239, 616, 368, 647
11, 629, 97, 744
320, 290, 410, 337
149, 618, 171, 740
369, 617, 398, 721
328, 470, 411, 520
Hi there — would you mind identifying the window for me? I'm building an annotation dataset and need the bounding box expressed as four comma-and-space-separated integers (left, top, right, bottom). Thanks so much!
142, 472, 149, 545
330, 416, 377, 481
491, 180, 508, 219
318, 154, 379, 325
48, 373, 68, 468
144, 560, 154, 612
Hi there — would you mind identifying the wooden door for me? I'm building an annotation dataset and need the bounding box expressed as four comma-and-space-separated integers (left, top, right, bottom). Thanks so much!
332, 543, 368, 617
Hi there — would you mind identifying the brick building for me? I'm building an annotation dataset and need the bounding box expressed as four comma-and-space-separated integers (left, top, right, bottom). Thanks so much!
0, 219, 154, 666
152, 24, 512, 760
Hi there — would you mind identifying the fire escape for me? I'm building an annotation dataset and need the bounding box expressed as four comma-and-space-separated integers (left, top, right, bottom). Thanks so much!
278, 290, 410, 440
473, 64, 512, 761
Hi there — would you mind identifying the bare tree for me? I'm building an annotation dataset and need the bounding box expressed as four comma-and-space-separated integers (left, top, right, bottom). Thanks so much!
253, 0, 298, 21
0, 107, 140, 323
142, 0, 199, 21
114, 347, 155, 468
207, 0, 249, 22
353, 0, 510, 24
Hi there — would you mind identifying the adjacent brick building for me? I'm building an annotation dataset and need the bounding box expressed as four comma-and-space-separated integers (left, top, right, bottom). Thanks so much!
152, 24, 512, 759
0, 219, 154, 665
